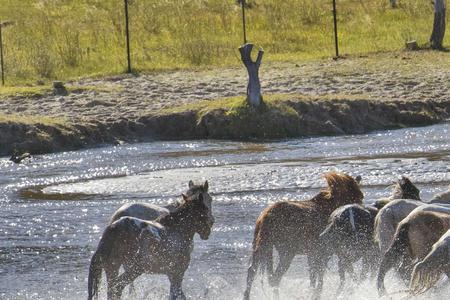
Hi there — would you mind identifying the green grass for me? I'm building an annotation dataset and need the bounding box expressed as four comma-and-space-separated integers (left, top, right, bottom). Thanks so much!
158, 92, 367, 119
0, 0, 445, 85
0, 113, 69, 126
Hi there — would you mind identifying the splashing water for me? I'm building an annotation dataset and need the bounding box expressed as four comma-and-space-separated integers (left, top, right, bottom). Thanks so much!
0, 124, 449, 299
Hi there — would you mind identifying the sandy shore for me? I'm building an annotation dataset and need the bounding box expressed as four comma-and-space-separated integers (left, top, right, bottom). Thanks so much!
1, 52, 449, 156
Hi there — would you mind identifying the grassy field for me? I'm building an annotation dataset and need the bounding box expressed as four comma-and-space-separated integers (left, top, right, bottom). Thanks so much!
0, 0, 443, 85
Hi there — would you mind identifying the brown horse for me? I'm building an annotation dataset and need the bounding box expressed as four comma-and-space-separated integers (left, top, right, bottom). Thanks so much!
243, 172, 363, 300
87, 190, 214, 300
409, 228, 450, 295
377, 210, 450, 295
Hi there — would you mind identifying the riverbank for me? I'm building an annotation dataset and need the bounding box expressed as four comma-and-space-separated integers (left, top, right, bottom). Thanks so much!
1, 52, 450, 156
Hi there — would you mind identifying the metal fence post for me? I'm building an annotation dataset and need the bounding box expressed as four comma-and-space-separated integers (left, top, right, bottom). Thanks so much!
332, 0, 339, 58
241, 0, 247, 44
124, 0, 132, 73
0, 23, 4, 85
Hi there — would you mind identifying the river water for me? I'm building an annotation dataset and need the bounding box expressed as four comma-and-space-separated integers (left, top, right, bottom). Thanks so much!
1, 124, 449, 300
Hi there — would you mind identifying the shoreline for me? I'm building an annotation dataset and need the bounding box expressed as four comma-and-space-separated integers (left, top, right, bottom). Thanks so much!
1, 52, 450, 156
1, 95, 449, 157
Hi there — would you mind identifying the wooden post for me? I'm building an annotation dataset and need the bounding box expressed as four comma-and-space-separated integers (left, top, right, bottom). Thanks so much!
241, 0, 247, 44
332, 0, 339, 58
124, 0, 132, 73
239, 43, 264, 107
430, 0, 446, 49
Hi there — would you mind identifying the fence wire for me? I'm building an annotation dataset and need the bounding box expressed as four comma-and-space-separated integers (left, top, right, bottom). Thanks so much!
0, 0, 439, 84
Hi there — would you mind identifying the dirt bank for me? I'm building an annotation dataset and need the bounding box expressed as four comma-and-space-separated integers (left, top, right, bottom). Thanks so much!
1, 95, 449, 156
1, 52, 450, 156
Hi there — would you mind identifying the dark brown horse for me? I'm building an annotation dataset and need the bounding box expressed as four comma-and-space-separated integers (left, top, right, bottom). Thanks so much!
319, 204, 380, 294
87, 190, 214, 300
243, 172, 363, 300
109, 180, 208, 224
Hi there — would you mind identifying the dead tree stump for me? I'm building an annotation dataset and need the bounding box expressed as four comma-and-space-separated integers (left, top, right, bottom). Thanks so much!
430, 0, 446, 49
239, 43, 264, 107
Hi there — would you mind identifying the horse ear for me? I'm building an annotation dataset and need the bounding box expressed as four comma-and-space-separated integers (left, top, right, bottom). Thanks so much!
196, 192, 204, 204
355, 175, 362, 184
182, 193, 188, 201
188, 180, 194, 188
203, 180, 209, 192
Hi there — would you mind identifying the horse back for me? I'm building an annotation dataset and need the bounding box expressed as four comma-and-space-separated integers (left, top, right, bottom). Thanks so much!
260, 200, 328, 250
109, 202, 170, 224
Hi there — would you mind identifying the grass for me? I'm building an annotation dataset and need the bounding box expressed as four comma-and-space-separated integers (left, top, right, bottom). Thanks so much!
0, 113, 69, 126
158, 92, 367, 120
0, 0, 445, 85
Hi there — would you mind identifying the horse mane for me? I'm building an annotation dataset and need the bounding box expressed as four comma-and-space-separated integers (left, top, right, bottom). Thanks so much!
157, 187, 207, 226
391, 176, 420, 200
312, 172, 363, 204
157, 198, 194, 227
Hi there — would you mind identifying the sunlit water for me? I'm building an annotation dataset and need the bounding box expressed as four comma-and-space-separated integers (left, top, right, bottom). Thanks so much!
1, 124, 450, 300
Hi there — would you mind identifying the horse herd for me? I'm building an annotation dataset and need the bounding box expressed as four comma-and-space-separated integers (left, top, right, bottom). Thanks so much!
87, 172, 450, 300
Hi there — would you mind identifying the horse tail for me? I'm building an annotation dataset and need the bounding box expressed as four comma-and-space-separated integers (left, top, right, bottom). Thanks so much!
253, 209, 274, 279
87, 250, 102, 300
377, 222, 411, 295
243, 207, 274, 300
410, 252, 444, 295
87, 225, 118, 300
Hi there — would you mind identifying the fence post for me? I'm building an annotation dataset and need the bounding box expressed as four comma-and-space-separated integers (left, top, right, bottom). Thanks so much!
0, 22, 4, 85
124, 0, 132, 73
332, 0, 339, 58
241, 0, 247, 44
0, 21, 13, 85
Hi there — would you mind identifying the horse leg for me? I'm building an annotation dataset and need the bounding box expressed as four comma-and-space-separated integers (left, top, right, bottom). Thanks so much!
169, 274, 186, 300
123, 264, 136, 296
112, 265, 144, 300
360, 254, 371, 281
270, 250, 295, 300
105, 265, 119, 300
337, 258, 346, 292
307, 255, 317, 288
243, 257, 258, 300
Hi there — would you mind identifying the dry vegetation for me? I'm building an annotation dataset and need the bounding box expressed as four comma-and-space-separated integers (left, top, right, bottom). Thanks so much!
0, 0, 444, 85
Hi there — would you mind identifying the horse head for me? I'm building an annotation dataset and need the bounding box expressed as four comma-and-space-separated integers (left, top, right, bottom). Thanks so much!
393, 176, 420, 200
322, 172, 364, 208
182, 181, 214, 240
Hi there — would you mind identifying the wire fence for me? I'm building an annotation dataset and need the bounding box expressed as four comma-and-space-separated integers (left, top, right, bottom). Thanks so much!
0, 0, 442, 85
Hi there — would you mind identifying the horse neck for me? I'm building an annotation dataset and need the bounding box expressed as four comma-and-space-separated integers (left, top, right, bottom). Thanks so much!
158, 205, 197, 239
312, 192, 344, 215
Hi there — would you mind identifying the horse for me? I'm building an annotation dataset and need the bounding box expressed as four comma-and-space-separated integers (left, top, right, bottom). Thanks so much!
109, 180, 208, 224
375, 183, 450, 256
108, 180, 209, 295
372, 176, 421, 210
317, 177, 419, 293
87, 191, 214, 300
318, 204, 380, 293
430, 185, 450, 204
243, 172, 364, 300
409, 228, 450, 295
377, 209, 450, 295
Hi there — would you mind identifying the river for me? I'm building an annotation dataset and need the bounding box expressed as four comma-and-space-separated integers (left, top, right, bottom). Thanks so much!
1, 123, 449, 299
